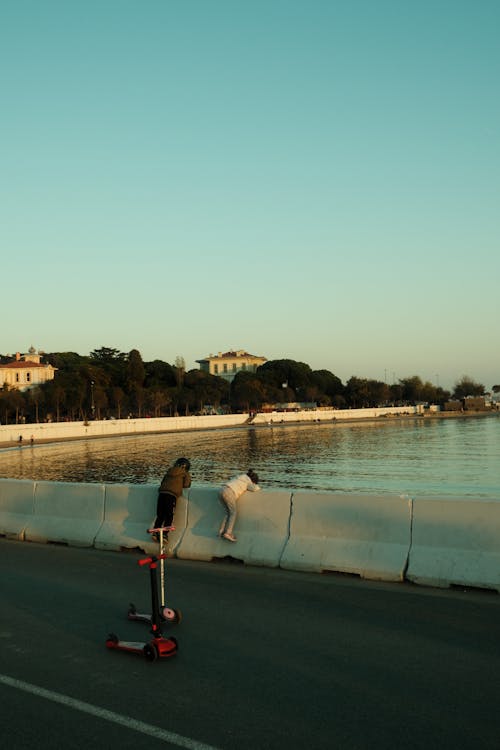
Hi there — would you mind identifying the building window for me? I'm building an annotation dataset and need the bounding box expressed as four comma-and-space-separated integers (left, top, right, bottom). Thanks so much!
214, 364, 218, 374
232, 363, 237, 371
16, 373, 20, 382
242, 363, 246, 370
26, 372, 31, 382
223, 364, 228, 372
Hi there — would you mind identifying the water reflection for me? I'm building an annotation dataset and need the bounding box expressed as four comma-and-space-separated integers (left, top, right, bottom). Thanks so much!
0, 417, 499, 498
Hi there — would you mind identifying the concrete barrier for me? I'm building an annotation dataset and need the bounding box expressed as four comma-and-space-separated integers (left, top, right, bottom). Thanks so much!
94, 483, 188, 556
6, 476, 500, 594
0, 478, 35, 540
406, 497, 500, 592
280, 492, 412, 580
175, 487, 292, 567
24, 481, 105, 547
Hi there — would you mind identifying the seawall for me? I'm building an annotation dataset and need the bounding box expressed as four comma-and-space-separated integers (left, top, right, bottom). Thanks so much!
1, 478, 499, 593
0, 406, 428, 447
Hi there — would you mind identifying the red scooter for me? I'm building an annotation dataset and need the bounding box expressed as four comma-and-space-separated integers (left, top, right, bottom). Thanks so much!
128, 527, 182, 625
106, 554, 178, 662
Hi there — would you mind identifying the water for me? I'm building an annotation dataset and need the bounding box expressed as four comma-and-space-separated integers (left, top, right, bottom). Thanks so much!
1, 415, 499, 499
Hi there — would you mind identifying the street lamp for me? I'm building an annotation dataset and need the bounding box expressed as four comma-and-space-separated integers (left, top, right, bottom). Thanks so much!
91, 381, 95, 419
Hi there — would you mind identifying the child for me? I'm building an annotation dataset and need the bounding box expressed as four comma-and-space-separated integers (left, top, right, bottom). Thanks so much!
149, 457, 191, 541
219, 469, 260, 542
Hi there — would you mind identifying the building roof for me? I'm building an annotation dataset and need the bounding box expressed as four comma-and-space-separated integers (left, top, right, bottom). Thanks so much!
197, 350, 265, 362
1, 360, 53, 369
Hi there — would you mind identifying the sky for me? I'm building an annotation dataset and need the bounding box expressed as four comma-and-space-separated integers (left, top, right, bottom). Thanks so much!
1, 0, 499, 391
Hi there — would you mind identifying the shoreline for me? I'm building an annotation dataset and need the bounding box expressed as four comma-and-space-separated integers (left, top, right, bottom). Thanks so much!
0, 409, 496, 451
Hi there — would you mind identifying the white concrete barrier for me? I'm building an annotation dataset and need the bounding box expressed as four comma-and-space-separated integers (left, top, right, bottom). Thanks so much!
406, 497, 500, 592
280, 493, 412, 580
94, 483, 188, 556
176, 487, 292, 567
24, 481, 105, 547
6, 475, 500, 594
0, 478, 35, 540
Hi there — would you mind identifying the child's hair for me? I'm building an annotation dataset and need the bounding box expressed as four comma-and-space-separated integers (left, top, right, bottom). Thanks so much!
247, 469, 259, 484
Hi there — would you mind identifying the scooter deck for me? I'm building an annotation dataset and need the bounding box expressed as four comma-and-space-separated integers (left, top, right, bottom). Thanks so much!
106, 633, 178, 660
128, 604, 182, 624
147, 526, 175, 533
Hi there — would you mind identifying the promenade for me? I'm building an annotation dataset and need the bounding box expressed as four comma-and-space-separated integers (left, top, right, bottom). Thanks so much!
1, 537, 499, 750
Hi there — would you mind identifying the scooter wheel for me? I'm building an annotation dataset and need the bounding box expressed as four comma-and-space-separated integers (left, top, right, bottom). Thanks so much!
162, 607, 182, 624
106, 633, 119, 646
143, 643, 159, 661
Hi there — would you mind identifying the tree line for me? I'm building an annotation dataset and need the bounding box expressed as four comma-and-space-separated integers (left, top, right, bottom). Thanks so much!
0, 346, 491, 425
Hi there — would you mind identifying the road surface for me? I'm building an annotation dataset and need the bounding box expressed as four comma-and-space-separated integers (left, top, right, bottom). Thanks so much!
1, 538, 499, 749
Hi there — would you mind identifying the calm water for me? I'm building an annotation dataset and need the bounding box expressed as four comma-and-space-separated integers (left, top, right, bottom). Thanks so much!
1, 415, 499, 499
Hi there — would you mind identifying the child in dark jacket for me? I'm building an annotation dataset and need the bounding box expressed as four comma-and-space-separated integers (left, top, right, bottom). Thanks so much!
149, 457, 191, 540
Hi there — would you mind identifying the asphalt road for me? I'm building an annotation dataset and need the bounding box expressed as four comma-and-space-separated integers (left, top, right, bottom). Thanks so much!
1, 537, 499, 750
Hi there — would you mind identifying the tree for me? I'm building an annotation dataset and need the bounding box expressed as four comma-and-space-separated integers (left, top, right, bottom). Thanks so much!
90, 346, 125, 363
93, 383, 109, 420
28, 386, 45, 423
184, 370, 228, 412
147, 388, 171, 417
145, 360, 177, 389
127, 349, 145, 388
89, 347, 127, 391
111, 387, 126, 419
122, 350, 145, 416
43, 381, 66, 422
399, 376, 425, 403
257, 359, 313, 394
231, 372, 268, 412
311, 369, 344, 403
452, 376, 485, 399
344, 377, 371, 408
0, 387, 26, 424
366, 380, 390, 407
174, 356, 186, 388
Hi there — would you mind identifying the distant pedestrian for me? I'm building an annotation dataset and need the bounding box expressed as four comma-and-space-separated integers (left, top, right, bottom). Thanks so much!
149, 457, 191, 541
219, 469, 260, 542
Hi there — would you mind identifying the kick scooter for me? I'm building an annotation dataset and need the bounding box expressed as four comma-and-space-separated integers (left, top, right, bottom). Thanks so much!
128, 526, 182, 625
106, 554, 178, 661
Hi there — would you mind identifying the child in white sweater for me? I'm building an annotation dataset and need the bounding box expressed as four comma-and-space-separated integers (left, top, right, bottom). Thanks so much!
219, 469, 260, 542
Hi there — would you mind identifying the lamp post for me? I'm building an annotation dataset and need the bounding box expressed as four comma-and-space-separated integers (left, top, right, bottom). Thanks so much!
90, 381, 95, 419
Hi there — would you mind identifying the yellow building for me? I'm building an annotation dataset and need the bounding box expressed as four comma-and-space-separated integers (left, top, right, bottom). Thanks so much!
0, 347, 57, 392
196, 349, 267, 383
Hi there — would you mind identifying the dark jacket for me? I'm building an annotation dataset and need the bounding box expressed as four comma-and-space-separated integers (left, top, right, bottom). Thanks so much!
159, 465, 191, 498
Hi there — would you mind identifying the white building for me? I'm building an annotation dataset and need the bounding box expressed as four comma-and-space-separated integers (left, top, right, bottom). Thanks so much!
196, 349, 267, 383
0, 347, 57, 391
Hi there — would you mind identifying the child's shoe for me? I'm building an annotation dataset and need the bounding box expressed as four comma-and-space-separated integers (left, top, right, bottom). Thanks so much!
223, 532, 237, 542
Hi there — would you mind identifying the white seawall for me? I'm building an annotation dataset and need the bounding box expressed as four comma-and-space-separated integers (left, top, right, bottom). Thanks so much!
0, 406, 425, 444
1, 478, 499, 592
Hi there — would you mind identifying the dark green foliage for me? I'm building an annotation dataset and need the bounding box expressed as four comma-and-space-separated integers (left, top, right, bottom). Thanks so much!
452, 376, 485, 399
0, 347, 482, 424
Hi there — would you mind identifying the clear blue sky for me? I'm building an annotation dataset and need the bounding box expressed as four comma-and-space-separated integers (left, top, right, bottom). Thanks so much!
1, 1, 499, 391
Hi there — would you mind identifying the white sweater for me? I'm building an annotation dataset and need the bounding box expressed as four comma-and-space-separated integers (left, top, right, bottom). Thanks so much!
224, 473, 261, 499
